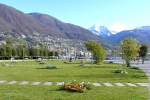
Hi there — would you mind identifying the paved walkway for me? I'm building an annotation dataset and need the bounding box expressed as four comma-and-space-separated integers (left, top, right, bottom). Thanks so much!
0, 80, 148, 87
132, 61, 150, 80
132, 61, 150, 99
111, 60, 150, 80
112, 60, 150, 88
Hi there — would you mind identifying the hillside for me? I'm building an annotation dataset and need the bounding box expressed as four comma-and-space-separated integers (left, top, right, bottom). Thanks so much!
0, 3, 102, 44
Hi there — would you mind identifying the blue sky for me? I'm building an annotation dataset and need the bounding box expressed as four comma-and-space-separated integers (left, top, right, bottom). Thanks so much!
0, 0, 150, 31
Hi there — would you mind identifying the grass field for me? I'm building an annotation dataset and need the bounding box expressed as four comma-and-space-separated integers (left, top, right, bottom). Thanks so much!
0, 60, 149, 100
0, 60, 148, 82
0, 85, 148, 100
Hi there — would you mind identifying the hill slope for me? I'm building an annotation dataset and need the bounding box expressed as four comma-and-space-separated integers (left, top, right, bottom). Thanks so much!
0, 3, 102, 43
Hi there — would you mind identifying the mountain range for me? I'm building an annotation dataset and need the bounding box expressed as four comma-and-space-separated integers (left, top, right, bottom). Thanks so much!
89, 25, 150, 46
0, 3, 102, 44
0, 3, 150, 49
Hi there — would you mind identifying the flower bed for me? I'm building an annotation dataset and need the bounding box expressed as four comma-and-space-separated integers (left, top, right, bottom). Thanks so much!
60, 82, 93, 93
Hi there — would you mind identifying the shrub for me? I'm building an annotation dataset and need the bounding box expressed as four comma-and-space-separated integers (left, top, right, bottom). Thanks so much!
63, 61, 75, 64
130, 67, 140, 70
39, 61, 46, 64
83, 83, 94, 90
46, 64, 57, 69
108, 61, 113, 64
39, 62, 44, 64
113, 69, 128, 74
63, 61, 68, 64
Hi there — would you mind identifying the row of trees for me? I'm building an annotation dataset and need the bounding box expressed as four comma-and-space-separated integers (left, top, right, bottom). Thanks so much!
85, 38, 148, 67
121, 38, 148, 67
0, 38, 148, 65
0, 40, 58, 59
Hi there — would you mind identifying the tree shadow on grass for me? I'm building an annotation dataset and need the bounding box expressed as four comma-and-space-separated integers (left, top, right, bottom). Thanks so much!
77, 64, 120, 68
36, 67, 59, 70
48, 88, 83, 94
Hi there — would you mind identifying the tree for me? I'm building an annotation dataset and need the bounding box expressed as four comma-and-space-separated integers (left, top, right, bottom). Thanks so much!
85, 41, 106, 64
5, 40, 13, 59
35, 48, 40, 57
43, 45, 48, 58
29, 47, 35, 58
0, 45, 6, 59
48, 51, 53, 56
12, 48, 17, 57
54, 51, 58, 56
139, 44, 148, 64
17, 45, 28, 59
121, 38, 140, 67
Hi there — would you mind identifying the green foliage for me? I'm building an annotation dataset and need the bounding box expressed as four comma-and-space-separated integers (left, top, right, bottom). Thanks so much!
108, 61, 113, 64
83, 82, 94, 90
0, 41, 57, 59
48, 51, 58, 57
113, 69, 128, 74
139, 44, 148, 64
12, 48, 17, 57
130, 67, 140, 70
17, 45, 29, 58
139, 44, 148, 57
5, 43, 12, 57
39, 61, 46, 64
0, 44, 6, 57
0, 38, 56, 59
39, 44, 49, 57
85, 41, 106, 64
121, 38, 140, 67
29, 47, 40, 57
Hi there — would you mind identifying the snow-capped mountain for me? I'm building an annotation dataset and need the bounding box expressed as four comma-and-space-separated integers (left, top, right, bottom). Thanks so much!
89, 25, 150, 46
108, 26, 150, 45
135, 26, 150, 31
89, 25, 112, 37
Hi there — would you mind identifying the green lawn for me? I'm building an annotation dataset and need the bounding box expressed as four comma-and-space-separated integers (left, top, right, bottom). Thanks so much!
0, 85, 148, 100
0, 60, 149, 100
0, 60, 148, 82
